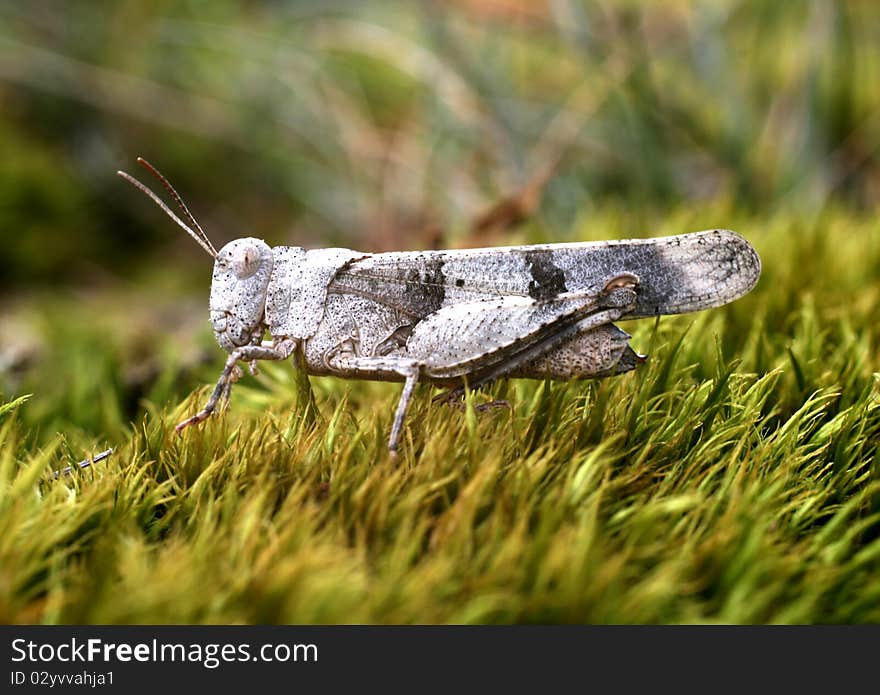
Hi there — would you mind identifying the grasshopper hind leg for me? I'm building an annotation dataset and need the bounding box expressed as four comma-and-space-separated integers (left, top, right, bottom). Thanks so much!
325, 274, 641, 453
428, 308, 643, 405
506, 323, 646, 381
432, 323, 642, 404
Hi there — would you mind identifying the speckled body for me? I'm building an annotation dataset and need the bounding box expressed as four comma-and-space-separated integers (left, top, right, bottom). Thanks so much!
194, 228, 760, 451
117, 160, 761, 451
251, 229, 758, 382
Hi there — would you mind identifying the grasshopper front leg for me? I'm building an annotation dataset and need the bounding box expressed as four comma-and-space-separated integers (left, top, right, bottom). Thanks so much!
176, 338, 297, 433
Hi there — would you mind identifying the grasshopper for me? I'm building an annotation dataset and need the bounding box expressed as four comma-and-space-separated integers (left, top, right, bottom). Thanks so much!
118, 158, 761, 453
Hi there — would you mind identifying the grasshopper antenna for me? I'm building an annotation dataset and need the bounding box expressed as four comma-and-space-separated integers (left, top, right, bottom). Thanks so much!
117, 158, 218, 259
135, 157, 217, 256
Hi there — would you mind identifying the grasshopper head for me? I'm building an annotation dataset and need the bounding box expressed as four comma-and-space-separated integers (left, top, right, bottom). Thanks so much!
117, 159, 274, 352
209, 238, 274, 351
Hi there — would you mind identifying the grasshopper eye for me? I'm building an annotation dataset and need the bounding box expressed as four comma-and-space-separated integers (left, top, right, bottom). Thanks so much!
232, 242, 261, 279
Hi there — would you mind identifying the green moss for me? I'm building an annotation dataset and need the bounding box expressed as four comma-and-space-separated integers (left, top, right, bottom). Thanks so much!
0, 0, 878, 624
1, 208, 878, 624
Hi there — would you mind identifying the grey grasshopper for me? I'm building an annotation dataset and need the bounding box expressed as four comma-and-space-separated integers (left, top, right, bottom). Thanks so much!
119, 158, 761, 453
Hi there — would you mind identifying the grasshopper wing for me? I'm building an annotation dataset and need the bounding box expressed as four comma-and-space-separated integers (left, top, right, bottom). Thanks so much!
329, 229, 760, 319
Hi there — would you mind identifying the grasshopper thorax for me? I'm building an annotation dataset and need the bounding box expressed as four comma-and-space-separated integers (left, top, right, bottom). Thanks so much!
210, 237, 274, 351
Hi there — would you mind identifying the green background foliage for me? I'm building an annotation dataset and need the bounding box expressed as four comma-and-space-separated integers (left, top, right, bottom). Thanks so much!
0, 1, 878, 623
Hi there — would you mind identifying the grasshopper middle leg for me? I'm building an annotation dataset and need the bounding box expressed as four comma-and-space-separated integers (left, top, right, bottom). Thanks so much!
324, 354, 422, 454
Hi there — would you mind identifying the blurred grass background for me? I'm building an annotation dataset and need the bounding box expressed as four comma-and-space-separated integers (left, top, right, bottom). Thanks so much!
0, 1, 878, 623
